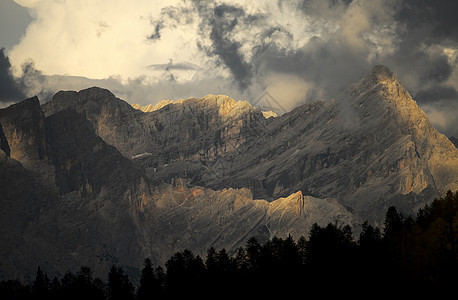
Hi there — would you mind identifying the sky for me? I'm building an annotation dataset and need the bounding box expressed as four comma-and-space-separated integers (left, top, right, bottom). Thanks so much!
0, 0, 458, 137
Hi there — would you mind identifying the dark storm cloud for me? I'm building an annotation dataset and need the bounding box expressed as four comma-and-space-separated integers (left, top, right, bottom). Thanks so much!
147, 5, 195, 41
0, 48, 25, 103
385, 0, 458, 137
0, 49, 55, 104
147, 0, 361, 95
394, 4, 458, 47
254, 36, 370, 101
18, 60, 54, 102
0, 0, 32, 51
9, 0, 456, 135
415, 86, 458, 103
418, 56, 453, 85
194, 3, 265, 90
296, 0, 352, 18
395, 0, 458, 44
387, 38, 453, 87
271, 0, 458, 107
147, 1, 268, 90
378, 0, 458, 123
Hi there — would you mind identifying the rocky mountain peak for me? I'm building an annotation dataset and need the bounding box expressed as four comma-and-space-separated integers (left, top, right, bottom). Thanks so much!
0, 96, 45, 163
350, 64, 434, 134
133, 94, 272, 124
365, 64, 396, 86
44, 87, 120, 117
78, 86, 115, 98
369, 64, 394, 81
352, 65, 398, 95
345, 66, 458, 200
132, 100, 179, 112
52, 86, 115, 102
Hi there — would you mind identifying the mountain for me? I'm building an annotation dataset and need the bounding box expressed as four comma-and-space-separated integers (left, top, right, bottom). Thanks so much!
0, 99, 152, 280
42, 89, 269, 183
202, 65, 458, 224
1, 65, 457, 280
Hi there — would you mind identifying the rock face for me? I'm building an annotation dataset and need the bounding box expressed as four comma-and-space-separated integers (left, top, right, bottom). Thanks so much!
0, 103, 152, 280
1, 65, 458, 280
0, 96, 46, 164
43, 90, 269, 184
203, 65, 458, 224
0, 152, 57, 281
0, 122, 10, 156
41, 108, 152, 279
146, 184, 354, 264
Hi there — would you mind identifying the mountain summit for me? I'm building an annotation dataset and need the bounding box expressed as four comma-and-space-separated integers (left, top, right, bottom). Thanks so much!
355, 64, 395, 91
1, 65, 457, 280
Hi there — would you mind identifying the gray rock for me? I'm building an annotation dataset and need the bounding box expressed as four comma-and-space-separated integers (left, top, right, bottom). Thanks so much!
0, 96, 46, 164
203, 65, 458, 225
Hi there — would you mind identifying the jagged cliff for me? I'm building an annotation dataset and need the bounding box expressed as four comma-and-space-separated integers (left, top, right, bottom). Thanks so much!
43, 90, 269, 183
202, 65, 458, 223
1, 65, 457, 280
145, 185, 354, 264
0, 100, 152, 280
0, 97, 46, 165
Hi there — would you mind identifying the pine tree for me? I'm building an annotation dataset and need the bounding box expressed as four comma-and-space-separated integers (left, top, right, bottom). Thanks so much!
137, 258, 156, 300
107, 265, 134, 300
246, 237, 261, 271
32, 266, 49, 299
205, 247, 218, 273
383, 206, 404, 240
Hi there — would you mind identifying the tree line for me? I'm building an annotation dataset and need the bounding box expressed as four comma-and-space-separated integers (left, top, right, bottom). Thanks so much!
2, 191, 457, 298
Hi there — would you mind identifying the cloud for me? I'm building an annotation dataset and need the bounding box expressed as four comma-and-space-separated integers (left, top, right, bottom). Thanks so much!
262, 73, 313, 111
296, 0, 352, 18
250, 0, 399, 103
385, 1, 458, 91
415, 86, 458, 103
0, 48, 25, 103
11, 66, 251, 108
148, 20, 164, 40
5, 0, 458, 137
16, 59, 55, 101
422, 101, 458, 138
190, 2, 266, 90
148, 60, 199, 71
9, 0, 189, 79
0, 0, 32, 51
395, 0, 458, 44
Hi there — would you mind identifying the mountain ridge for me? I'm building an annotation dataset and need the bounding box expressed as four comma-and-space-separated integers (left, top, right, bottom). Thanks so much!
1, 65, 457, 280
37, 65, 458, 219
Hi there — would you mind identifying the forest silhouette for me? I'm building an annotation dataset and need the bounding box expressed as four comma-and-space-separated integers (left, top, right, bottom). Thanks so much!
1, 191, 457, 298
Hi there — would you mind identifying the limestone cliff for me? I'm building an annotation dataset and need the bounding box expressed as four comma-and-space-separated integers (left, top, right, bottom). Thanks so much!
0, 102, 152, 280
202, 65, 458, 224
0, 96, 46, 164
